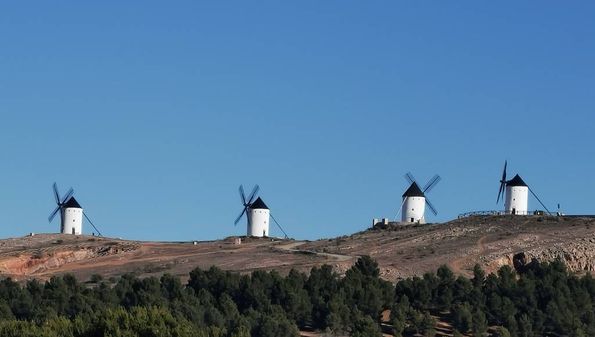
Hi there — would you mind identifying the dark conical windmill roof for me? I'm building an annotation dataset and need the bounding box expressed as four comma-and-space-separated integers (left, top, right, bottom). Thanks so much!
250, 197, 269, 209
402, 182, 425, 198
63, 197, 82, 208
507, 174, 528, 187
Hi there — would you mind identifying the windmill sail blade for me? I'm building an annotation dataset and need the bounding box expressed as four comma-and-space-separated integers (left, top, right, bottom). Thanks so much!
497, 182, 506, 204
246, 184, 260, 205
502, 160, 507, 182
528, 186, 552, 215
425, 198, 438, 216
61, 188, 74, 204
422, 175, 441, 194
48, 206, 61, 223
270, 213, 289, 239
497, 161, 507, 204
239, 185, 246, 205
53, 183, 60, 204
234, 207, 248, 225
404, 172, 416, 185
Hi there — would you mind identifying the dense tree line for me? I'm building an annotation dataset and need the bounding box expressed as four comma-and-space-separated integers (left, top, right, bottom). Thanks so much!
392, 261, 595, 337
0, 256, 591, 336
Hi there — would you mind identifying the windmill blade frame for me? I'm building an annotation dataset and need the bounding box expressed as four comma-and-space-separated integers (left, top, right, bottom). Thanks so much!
501, 160, 507, 181
423, 175, 441, 194
235, 184, 259, 227
49, 182, 74, 224
246, 184, 260, 205
497, 161, 507, 204
425, 198, 438, 216
53, 183, 61, 204
239, 185, 246, 205
61, 188, 74, 204
404, 172, 416, 185
48, 206, 61, 223
234, 206, 248, 226
497, 182, 505, 204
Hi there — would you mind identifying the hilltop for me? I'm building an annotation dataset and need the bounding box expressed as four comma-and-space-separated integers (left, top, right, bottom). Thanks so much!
0, 215, 593, 282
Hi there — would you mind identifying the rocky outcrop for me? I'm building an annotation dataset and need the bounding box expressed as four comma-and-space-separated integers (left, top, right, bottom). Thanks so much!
512, 238, 595, 272
0, 238, 139, 277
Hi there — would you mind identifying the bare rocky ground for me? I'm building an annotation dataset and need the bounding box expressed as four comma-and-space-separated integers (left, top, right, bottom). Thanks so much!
0, 215, 593, 283
303, 215, 595, 281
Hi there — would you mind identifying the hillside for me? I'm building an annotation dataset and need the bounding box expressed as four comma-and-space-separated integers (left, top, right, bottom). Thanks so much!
0, 215, 593, 282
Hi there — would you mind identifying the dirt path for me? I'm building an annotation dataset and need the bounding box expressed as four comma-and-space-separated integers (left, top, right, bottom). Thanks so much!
448, 234, 489, 275
276, 241, 354, 262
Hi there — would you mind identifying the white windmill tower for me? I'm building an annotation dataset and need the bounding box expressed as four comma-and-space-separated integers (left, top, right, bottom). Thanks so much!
248, 197, 270, 237
48, 183, 103, 236
496, 161, 551, 215
398, 173, 441, 224
234, 185, 289, 238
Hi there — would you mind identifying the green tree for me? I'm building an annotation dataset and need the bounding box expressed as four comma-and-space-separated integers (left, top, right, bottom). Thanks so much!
325, 294, 350, 333
390, 295, 409, 337
0, 300, 14, 320
353, 255, 380, 278
493, 326, 512, 337
342, 256, 393, 319
472, 308, 488, 337
436, 265, 455, 310
518, 313, 533, 337
406, 308, 424, 335
252, 306, 299, 337
230, 325, 251, 337
452, 302, 472, 333
351, 311, 382, 337
305, 264, 339, 329
420, 311, 436, 337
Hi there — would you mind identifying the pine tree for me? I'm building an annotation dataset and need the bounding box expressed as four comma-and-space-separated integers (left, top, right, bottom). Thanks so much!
493, 326, 512, 337
390, 296, 409, 337
518, 313, 533, 337
472, 308, 488, 337
421, 311, 436, 337
452, 302, 472, 333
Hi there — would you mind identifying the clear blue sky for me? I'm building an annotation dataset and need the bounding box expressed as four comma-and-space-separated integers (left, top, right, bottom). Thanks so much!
0, 2, 594, 241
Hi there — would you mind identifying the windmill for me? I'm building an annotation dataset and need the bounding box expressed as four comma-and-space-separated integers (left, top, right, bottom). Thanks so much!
234, 184, 288, 238
496, 161, 551, 215
397, 173, 441, 224
48, 183, 102, 236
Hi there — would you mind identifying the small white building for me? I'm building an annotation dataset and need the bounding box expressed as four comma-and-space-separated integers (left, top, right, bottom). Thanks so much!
61, 197, 83, 235
247, 197, 270, 237
401, 182, 426, 224
504, 174, 529, 215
